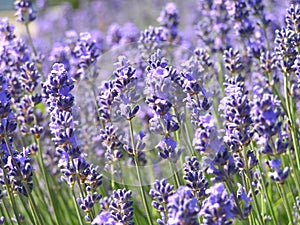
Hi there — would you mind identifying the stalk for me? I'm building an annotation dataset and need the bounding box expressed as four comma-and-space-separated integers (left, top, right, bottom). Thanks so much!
24, 23, 45, 81
36, 137, 62, 225
241, 148, 264, 225
3, 178, 21, 225
283, 72, 300, 170
71, 187, 84, 225
4, 136, 43, 225
128, 119, 154, 225
276, 183, 293, 224
257, 153, 278, 225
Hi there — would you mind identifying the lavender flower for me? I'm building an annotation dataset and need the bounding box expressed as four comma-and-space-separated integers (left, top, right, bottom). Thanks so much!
149, 179, 174, 225
43, 63, 102, 194
92, 211, 120, 225
183, 157, 208, 200
167, 186, 200, 225
266, 159, 289, 184
251, 93, 288, 155
157, 2, 180, 42
14, 0, 37, 23
222, 73, 252, 153
109, 189, 134, 225
71, 32, 100, 79
200, 183, 235, 225
196, 0, 232, 52
106, 22, 139, 47
0, 74, 34, 196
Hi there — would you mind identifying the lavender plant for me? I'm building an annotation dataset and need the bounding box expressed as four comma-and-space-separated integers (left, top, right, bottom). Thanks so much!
0, 0, 300, 224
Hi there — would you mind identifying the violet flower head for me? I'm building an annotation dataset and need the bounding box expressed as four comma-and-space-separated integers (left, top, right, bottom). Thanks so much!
267, 159, 289, 184
0, 74, 16, 135
72, 32, 100, 79
183, 156, 208, 200
222, 74, 252, 153
149, 179, 174, 225
251, 93, 288, 155
193, 113, 214, 153
106, 22, 139, 47
0, 74, 34, 196
157, 2, 180, 41
156, 136, 180, 161
167, 186, 200, 225
14, 0, 37, 23
109, 188, 134, 225
139, 26, 167, 58
200, 183, 235, 225
0, 18, 15, 41
92, 211, 120, 225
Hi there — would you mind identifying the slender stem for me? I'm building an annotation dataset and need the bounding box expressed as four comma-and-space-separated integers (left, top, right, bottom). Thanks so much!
257, 152, 278, 225
277, 183, 293, 224
283, 72, 300, 170
36, 138, 62, 225
241, 148, 264, 225
168, 162, 180, 189
4, 136, 43, 225
2, 169, 21, 225
1, 201, 14, 225
71, 187, 84, 225
128, 119, 154, 225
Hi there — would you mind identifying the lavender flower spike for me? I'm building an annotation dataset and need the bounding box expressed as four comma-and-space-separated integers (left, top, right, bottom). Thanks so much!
167, 186, 200, 225
200, 183, 235, 225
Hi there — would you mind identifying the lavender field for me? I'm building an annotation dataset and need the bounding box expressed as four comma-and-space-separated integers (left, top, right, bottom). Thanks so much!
0, 0, 300, 224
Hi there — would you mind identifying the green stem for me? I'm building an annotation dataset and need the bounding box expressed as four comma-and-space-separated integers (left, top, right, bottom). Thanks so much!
0, 201, 14, 225
241, 148, 264, 225
71, 187, 84, 225
169, 162, 180, 189
2, 169, 21, 225
283, 72, 300, 170
128, 119, 154, 225
18, 195, 35, 224
257, 152, 278, 225
36, 138, 62, 225
4, 136, 43, 225
277, 183, 293, 224
25, 23, 45, 81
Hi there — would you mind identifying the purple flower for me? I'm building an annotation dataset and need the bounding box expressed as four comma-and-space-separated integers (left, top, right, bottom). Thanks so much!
14, 0, 37, 23
149, 179, 174, 225
0, 74, 34, 196
157, 2, 180, 41
109, 189, 134, 225
222, 73, 252, 153
200, 183, 235, 225
167, 186, 200, 225
183, 157, 208, 199
92, 211, 120, 225
267, 159, 289, 184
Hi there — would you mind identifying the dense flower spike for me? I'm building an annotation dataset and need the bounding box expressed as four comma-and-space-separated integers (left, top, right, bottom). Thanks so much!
92, 211, 120, 225
222, 74, 252, 153
183, 156, 208, 200
109, 189, 134, 225
251, 93, 288, 155
266, 159, 289, 183
157, 2, 180, 42
0, 74, 34, 196
200, 183, 235, 225
149, 179, 174, 225
167, 186, 200, 225
72, 32, 100, 79
14, 0, 37, 23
